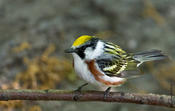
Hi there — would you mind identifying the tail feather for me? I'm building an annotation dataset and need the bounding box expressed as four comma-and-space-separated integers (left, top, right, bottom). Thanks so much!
133, 50, 167, 66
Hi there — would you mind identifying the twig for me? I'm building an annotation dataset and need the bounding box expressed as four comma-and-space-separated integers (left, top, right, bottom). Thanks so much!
0, 89, 174, 108
170, 80, 174, 107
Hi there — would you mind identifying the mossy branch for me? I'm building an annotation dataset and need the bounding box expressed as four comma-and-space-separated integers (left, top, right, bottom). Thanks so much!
0, 89, 174, 108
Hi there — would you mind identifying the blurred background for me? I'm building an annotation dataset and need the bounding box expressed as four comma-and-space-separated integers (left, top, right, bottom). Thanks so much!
0, 0, 175, 111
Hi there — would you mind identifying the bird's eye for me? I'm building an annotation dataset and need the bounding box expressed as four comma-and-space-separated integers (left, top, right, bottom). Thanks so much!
79, 45, 86, 51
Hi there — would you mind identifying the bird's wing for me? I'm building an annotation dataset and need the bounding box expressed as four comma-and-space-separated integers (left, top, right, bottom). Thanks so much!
96, 53, 127, 76
95, 42, 128, 76
95, 42, 140, 77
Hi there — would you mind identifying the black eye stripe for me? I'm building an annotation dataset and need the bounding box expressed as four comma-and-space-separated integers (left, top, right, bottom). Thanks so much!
76, 47, 85, 59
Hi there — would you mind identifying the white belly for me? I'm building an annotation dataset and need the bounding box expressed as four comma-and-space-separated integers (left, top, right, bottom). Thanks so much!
72, 53, 101, 85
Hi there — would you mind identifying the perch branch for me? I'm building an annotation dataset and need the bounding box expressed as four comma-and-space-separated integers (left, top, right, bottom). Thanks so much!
0, 89, 174, 108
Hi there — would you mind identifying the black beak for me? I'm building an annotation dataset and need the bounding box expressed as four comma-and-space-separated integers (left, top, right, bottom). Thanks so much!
64, 48, 76, 53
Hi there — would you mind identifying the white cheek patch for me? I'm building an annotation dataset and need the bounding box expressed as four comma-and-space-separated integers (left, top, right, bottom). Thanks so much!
84, 47, 94, 60
84, 41, 104, 60
93, 41, 104, 58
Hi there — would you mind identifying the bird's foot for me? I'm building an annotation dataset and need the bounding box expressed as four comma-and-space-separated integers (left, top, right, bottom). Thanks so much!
104, 87, 111, 99
73, 83, 88, 101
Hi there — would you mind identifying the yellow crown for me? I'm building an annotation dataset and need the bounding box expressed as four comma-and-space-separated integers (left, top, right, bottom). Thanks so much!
72, 35, 93, 47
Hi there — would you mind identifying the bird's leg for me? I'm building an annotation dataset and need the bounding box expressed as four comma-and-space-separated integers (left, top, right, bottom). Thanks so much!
75, 83, 88, 92
104, 87, 111, 99
73, 83, 88, 101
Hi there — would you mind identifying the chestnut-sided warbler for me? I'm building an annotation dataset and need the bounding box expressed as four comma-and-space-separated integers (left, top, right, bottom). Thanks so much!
65, 35, 167, 96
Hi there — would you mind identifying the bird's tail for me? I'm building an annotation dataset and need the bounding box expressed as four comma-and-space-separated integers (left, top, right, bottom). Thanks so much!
133, 50, 167, 67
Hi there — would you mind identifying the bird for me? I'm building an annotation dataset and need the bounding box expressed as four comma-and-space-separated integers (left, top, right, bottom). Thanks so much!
65, 35, 167, 98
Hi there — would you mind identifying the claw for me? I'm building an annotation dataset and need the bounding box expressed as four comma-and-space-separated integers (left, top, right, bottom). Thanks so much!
73, 83, 88, 101
104, 87, 111, 99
